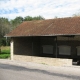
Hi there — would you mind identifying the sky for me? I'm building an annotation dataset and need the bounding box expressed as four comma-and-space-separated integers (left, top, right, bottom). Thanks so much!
0, 0, 80, 20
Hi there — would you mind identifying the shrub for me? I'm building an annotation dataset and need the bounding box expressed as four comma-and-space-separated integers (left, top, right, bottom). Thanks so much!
0, 46, 10, 59
0, 38, 10, 46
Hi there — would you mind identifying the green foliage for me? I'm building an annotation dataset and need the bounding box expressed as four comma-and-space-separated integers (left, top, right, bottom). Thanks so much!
10, 16, 23, 29
0, 15, 45, 55
0, 17, 10, 38
33, 16, 45, 20
0, 15, 45, 45
0, 46, 10, 59
0, 54, 10, 58
24, 16, 33, 21
0, 38, 6, 46
6, 38, 10, 46
24, 15, 45, 21
0, 38, 10, 46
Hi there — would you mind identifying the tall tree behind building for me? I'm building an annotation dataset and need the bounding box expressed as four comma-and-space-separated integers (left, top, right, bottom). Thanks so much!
0, 15, 45, 46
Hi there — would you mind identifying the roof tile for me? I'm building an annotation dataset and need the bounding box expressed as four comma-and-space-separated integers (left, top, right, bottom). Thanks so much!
6, 17, 80, 37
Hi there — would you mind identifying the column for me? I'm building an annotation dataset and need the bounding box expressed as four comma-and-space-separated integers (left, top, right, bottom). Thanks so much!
10, 39, 14, 60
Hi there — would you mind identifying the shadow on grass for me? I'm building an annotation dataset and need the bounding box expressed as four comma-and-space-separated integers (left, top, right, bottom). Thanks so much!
0, 50, 10, 59
1, 50, 10, 54
0, 63, 80, 79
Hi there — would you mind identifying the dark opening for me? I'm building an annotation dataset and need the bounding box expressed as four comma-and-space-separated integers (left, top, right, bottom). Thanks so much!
72, 58, 80, 65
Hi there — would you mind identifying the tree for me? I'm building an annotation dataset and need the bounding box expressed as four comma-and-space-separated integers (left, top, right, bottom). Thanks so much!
13, 16, 23, 23
0, 15, 45, 47
0, 17, 11, 49
0, 17, 10, 37
24, 16, 33, 21
24, 15, 45, 21
10, 16, 23, 29
33, 16, 45, 20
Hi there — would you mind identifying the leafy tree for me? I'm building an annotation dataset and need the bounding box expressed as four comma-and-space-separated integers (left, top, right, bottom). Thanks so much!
0, 17, 11, 50
0, 17, 10, 37
33, 16, 45, 20
24, 16, 33, 21
10, 16, 23, 29
12, 16, 23, 24
0, 38, 6, 46
0, 15, 45, 48
24, 15, 45, 21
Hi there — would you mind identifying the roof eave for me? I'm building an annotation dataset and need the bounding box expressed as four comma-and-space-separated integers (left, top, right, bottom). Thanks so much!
4, 34, 80, 37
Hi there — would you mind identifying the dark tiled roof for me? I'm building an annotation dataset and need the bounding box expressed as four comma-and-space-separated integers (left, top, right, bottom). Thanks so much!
6, 17, 80, 37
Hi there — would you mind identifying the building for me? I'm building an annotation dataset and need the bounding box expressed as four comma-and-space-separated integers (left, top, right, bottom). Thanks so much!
5, 17, 80, 66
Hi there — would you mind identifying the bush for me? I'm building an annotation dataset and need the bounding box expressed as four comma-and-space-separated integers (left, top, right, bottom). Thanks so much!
0, 38, 10, 46
0, 46, 10, 59
0, 38, 6, 46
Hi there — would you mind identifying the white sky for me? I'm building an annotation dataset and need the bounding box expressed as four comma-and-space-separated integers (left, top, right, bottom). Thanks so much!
0, 0, 80, 20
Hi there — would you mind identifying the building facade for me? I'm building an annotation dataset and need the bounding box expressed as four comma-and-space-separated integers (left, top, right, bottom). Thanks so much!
6, 17, 80, 66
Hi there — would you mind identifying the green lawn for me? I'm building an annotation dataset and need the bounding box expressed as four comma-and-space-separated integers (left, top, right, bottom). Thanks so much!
0, 46, 10, 59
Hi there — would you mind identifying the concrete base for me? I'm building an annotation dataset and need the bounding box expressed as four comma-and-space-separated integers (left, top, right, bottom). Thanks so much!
14, 55, 72, 66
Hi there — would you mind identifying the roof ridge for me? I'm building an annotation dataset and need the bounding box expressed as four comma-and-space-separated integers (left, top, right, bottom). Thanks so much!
22, 17, 80, 23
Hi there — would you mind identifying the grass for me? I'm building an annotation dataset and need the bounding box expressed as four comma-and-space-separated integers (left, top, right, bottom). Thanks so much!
0, 46, 10, 59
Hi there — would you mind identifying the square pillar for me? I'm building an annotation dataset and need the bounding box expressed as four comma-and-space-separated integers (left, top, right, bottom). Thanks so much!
10, 39, 14, 60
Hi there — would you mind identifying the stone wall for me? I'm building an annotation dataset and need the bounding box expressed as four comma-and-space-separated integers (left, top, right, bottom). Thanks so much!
14, 55, 72, 66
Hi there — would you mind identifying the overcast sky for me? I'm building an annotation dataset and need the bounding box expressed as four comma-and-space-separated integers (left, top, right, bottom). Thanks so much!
0, 0, 80, 20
